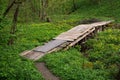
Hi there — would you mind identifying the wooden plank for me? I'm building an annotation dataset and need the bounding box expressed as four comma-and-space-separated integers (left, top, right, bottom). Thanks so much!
65, 28, 95, 50
54, 21, 113, 41
20, 50, 32, 56
23, 51, 44, 60
28, 52, 43, 60
31, 52, 44, 61
34, 54, 45, 60
55, 25, 93, 41
54, 25, 89, 41
90, 20, 114, 28
47, 42, 70, 53
33, 39, 67, 53
28, 42, 70, 60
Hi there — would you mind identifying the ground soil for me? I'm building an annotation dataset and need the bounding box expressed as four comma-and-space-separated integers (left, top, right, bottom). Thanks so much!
35, 62, 60, 80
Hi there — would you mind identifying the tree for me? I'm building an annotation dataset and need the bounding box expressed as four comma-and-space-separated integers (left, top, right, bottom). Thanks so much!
73, 0, 77, 11
2, 0, 15, 18
8, 0, 23, 45
40, 0, 50, 22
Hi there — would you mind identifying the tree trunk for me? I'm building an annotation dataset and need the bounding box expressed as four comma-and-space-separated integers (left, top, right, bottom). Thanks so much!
8, 3, 20, 45
40, 0, 45, 21
0, 0, 15, 23
67, 0, 77, 14
73, 0, 77, 10
3, 0, 15, 18
40, 0, 50, 22
116, 64, 120, 80
30, 0, 36, 13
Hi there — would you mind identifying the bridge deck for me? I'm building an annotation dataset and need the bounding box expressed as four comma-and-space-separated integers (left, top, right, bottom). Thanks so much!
20, 21, 113, 61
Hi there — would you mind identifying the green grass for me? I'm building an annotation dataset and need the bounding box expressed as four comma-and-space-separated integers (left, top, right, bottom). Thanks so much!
15, 22, 73, 50
0, 46, 44, 80
39, 29, 120, 80
86, 29, 120, 66
0, 0, 120, 79
0, 22, 74, 80
49, 0, 120, 23
75, 0, 120, 22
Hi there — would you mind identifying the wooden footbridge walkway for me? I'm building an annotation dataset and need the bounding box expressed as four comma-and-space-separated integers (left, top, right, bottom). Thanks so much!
20, 21, 113, 61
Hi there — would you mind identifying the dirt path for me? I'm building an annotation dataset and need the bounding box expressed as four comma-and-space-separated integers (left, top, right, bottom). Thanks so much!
35, 62, 60, 80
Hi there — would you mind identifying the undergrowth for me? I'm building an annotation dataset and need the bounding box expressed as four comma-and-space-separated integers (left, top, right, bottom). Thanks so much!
0, 21, 73, 80
0, 0, 120, 79
40, 29, 120, 80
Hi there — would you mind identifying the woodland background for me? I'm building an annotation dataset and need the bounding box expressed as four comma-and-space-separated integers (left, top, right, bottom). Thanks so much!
0, 0, 120, 80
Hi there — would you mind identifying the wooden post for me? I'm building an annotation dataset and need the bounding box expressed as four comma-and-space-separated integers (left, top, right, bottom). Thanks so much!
102, 25, 105, 31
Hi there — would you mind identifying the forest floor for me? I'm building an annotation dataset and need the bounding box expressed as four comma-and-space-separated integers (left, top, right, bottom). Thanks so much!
35, 62, 60, 80
1, 0, 120, 80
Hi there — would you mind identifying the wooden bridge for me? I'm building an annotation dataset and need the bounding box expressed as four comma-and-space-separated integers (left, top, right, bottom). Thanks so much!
20, 21, 113, 61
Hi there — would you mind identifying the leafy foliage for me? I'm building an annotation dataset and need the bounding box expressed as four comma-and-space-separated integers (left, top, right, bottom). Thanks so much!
0, 0, 120, 80
0, 22, 73, 80
86, 29, 120, 78
40, 29, 120, 80
0, 46, 44, 80
40, 48, 111, 80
